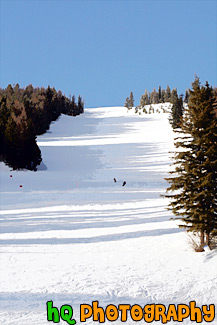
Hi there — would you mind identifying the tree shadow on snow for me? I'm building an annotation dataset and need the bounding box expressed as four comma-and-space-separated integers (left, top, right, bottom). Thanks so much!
0, 227, 182, 246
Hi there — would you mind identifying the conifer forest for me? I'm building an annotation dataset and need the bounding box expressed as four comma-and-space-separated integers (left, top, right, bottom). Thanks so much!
0, 84, 84, 171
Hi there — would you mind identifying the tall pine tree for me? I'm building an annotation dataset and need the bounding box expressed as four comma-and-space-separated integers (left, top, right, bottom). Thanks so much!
165, 77, 217, 250
169, 95, 184, 129
124, 96, 130, 109
158, 86, 162, 103
140, 89, 149, 107
129, 91, 134, 108
165, 85, 171, 102
125, 91, 134, 109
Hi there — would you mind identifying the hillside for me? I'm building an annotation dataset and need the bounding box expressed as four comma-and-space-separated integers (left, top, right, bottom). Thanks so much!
0, 105, 216, 324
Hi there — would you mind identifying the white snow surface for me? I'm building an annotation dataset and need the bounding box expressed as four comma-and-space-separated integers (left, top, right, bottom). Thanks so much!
0, 106, 216, 324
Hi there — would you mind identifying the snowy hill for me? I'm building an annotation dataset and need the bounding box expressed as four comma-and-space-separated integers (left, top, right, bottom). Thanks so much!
0, 105, 216, 324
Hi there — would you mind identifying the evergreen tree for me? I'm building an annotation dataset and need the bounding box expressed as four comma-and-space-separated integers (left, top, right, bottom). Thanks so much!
124, 96, 130, 109
165, 85, 171, 102
140, 94, 146, 108
184, 89, 190, 103
144, 89, 150, 105
0, 84, 84, 171
165, 77, 217, 249
78, 95, 84, 114
150, 88, 158, 104
0, 96, 9, 146
69, 95, 75, 115
129, 91, 134, 108
125, 92, 134, 109
169, 95, 184, 129
158, 86, 162, 103
213, 93, 217, 117
140, 89, 149, 107
161, 89, 166, 103
170, 88, 178, 104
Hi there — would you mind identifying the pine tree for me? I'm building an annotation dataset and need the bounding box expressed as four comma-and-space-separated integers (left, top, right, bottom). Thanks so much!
158, 86, 162, 103
140, 89, 149, 107
145, 89, 150, 105
124, 97, 130, 109
165, 85, 171, 102
169, 95, 184, 129
165, 77, 217, 249
0, 96, 9, 147
170, 88, 178, 104
129, 91, 134, 108
161, 89, 166, 103
213, 93, 217, 117
150, 88, 158, 104
140, 94, 145, 108
125, 92, 134, 109
184, 89, 190, 103
78, 95, 84, 114
0, 84, 83, 171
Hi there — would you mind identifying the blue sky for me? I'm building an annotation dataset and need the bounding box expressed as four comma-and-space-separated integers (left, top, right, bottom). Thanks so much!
0, 0, 216, 107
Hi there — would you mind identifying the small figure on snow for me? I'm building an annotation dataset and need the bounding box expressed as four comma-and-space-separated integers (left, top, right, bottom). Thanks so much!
113, 178, 117, 182
122, 181, 126, 186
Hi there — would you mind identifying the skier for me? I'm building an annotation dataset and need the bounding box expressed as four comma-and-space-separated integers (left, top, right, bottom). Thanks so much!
122, 181, 126, 186
113, 178, 117, 182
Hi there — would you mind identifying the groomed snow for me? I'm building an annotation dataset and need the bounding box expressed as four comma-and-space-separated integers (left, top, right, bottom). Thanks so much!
0, 106, 216, 324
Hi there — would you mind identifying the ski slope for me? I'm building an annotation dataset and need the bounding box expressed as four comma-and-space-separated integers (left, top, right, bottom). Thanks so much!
0, 106, 216, 324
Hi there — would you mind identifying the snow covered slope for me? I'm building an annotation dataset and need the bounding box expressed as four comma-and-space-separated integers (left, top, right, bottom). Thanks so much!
0, 106, 216, 324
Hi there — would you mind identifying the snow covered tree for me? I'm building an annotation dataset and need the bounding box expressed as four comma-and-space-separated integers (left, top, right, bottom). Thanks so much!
165, 77, 217, 250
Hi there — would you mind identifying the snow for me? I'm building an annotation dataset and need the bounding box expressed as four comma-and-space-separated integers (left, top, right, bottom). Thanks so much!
0, 106, 216, 324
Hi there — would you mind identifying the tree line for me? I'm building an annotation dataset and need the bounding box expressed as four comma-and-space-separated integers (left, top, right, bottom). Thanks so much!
125, 86, 190, 109
0, 84, 84, 171
125, 86, 188, 128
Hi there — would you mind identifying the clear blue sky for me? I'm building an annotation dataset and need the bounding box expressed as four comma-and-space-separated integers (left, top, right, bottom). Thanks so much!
0, 0, 216, 107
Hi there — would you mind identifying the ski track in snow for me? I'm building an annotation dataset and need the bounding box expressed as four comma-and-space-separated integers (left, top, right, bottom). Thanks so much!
0, 106, 216, 324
